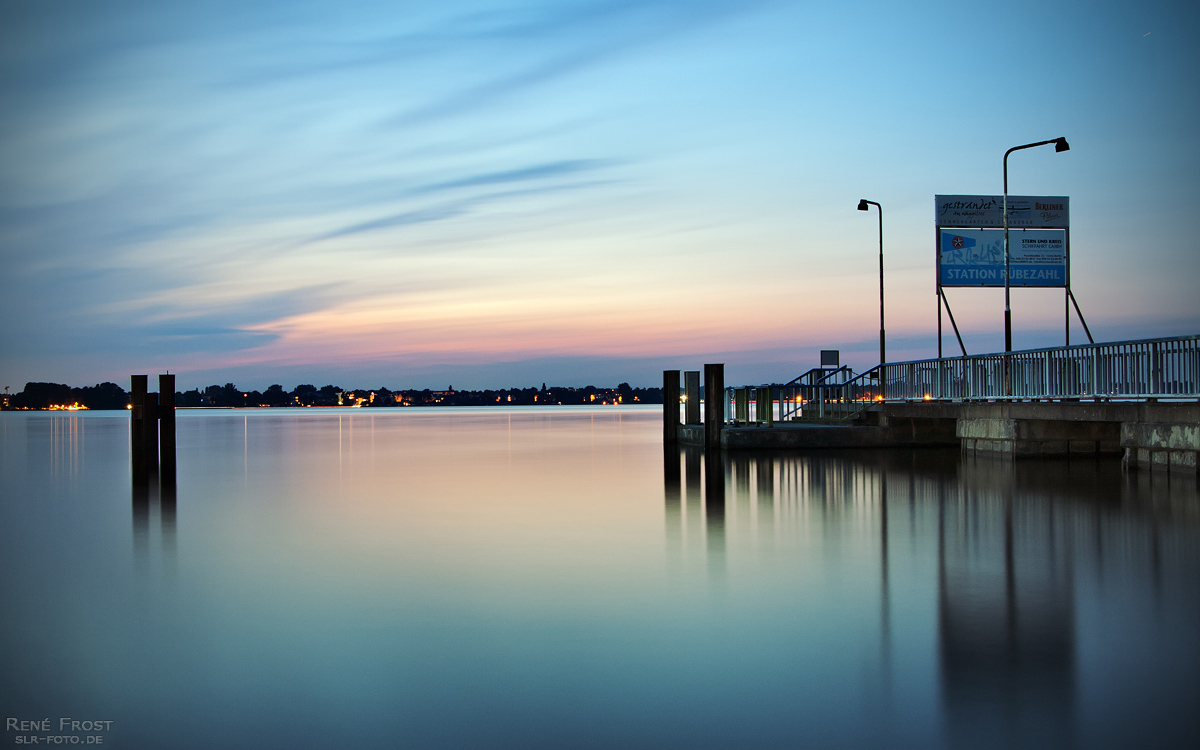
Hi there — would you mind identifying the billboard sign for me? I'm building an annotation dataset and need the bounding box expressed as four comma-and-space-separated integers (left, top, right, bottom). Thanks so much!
939, 229, 1067, 287
935, 195, 1068, 229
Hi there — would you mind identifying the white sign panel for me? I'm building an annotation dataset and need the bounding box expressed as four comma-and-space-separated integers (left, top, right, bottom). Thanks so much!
935, 195, 1069, 229
939, 229, 1067, 287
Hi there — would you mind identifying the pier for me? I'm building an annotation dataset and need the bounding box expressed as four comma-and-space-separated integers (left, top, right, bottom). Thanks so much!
665, 334, 1200, 474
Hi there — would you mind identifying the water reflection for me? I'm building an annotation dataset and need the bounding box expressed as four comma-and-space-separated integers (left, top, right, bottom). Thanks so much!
938, 461, 1075, 748
133, 466, 177, 570
664, 447, 1200, 748
3, 410, 1196, 749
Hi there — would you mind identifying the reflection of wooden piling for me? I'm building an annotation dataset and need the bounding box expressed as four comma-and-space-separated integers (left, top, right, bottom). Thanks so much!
131, 373, 176, 492
684, 445, 703, 507
703, 363, 724, 450
704, 447, 726, 521
684, 371, 701, 425
663, 370, 680, 444
664, 444, 681, 505
159, 374, 176, 487
131, 375, 148, 485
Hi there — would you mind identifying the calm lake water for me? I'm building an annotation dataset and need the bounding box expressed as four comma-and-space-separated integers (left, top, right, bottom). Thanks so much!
2, 407, 1198, 749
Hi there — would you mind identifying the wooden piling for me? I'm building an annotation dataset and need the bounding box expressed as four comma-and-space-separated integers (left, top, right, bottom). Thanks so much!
703, 363, 724, 450
143, 391, 159, 476
684, 371, 701, 425
159, 374, 176, 487
131, 375, 148, 485
663, 370, 680, 444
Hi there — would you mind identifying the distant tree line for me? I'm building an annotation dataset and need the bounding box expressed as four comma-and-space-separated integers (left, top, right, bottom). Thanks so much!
4, 382, 129, 410
2, 381, 663, 410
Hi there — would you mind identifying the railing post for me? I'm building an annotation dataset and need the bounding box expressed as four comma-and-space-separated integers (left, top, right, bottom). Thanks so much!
1044, 351, 1050, 398
1147, 343, 1156, 396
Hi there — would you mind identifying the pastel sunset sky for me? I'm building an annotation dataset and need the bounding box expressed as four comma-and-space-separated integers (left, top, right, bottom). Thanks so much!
2, 0, 1197, 390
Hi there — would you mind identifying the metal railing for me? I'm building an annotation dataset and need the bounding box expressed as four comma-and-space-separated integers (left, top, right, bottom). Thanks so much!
728, 335, 1200, 423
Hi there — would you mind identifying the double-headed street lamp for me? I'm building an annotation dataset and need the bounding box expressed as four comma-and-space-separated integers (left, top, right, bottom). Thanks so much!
857, 199, 885, 365
1003, 137, 1069, 352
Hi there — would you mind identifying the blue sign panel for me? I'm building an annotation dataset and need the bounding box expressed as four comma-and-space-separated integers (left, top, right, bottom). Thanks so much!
939, 229, 1067, 287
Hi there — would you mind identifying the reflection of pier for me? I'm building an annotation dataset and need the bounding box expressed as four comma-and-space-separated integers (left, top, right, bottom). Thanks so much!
663, 447, 1195, 743
937, 461, 1074, 748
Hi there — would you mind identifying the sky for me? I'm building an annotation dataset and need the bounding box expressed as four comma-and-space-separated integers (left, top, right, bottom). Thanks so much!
1, 0, 1198, 391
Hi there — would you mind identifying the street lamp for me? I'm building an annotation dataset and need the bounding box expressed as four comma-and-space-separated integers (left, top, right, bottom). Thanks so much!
1003, 137, 1069, 352
858, 199, 885, 364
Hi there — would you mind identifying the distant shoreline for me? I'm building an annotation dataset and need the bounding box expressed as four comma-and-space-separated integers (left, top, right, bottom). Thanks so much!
2, 381, 664, 410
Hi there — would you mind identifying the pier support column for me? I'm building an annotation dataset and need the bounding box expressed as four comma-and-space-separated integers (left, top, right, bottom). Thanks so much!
663, 370, 680, 444
159, 374, 176, 487
704, 363, 724, 450
1122, 422, 1199, 474
131, 375, 148, 485
143, 391, 159, 476
684, 371, 701, 425
958, 418, 1121, 458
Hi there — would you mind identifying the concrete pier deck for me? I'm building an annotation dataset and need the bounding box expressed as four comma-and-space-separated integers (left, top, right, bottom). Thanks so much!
678, 420, 957, 450
674, 401, 1199, 474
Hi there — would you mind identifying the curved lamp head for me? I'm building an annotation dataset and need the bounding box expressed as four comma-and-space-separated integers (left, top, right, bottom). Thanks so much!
857, 199, 869, 211
1055, 137, 1070, 152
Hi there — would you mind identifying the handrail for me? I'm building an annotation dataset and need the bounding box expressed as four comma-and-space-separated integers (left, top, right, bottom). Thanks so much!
728, 334, 1199, 423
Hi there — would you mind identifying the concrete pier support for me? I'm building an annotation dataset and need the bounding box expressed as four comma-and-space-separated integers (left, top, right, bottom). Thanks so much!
663, 370, 680, 445
958, 418, 1121, 458
704, 363, 724, 450
684, 371, 701, 426
1122, 421, 1199, 473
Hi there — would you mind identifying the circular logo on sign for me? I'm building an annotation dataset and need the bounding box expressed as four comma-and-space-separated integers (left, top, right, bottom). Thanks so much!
952, 236, 965, 249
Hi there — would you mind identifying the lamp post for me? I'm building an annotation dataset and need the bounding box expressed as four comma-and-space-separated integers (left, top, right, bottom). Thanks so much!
1003, 137, 1069, 352
858, 199, 885, 364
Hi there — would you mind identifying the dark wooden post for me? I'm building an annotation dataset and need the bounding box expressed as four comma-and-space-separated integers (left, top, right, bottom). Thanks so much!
159, 374, 176, 487
704, 363, 724, 450
684, 371, 701, 425
131, 375, 148, 485
663, 370, 680, 444
143, 391, 159, 476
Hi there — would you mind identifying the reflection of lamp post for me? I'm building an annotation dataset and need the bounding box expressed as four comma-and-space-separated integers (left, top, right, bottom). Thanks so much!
1003, 137, 1069, 353
857, 199, 885, 364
